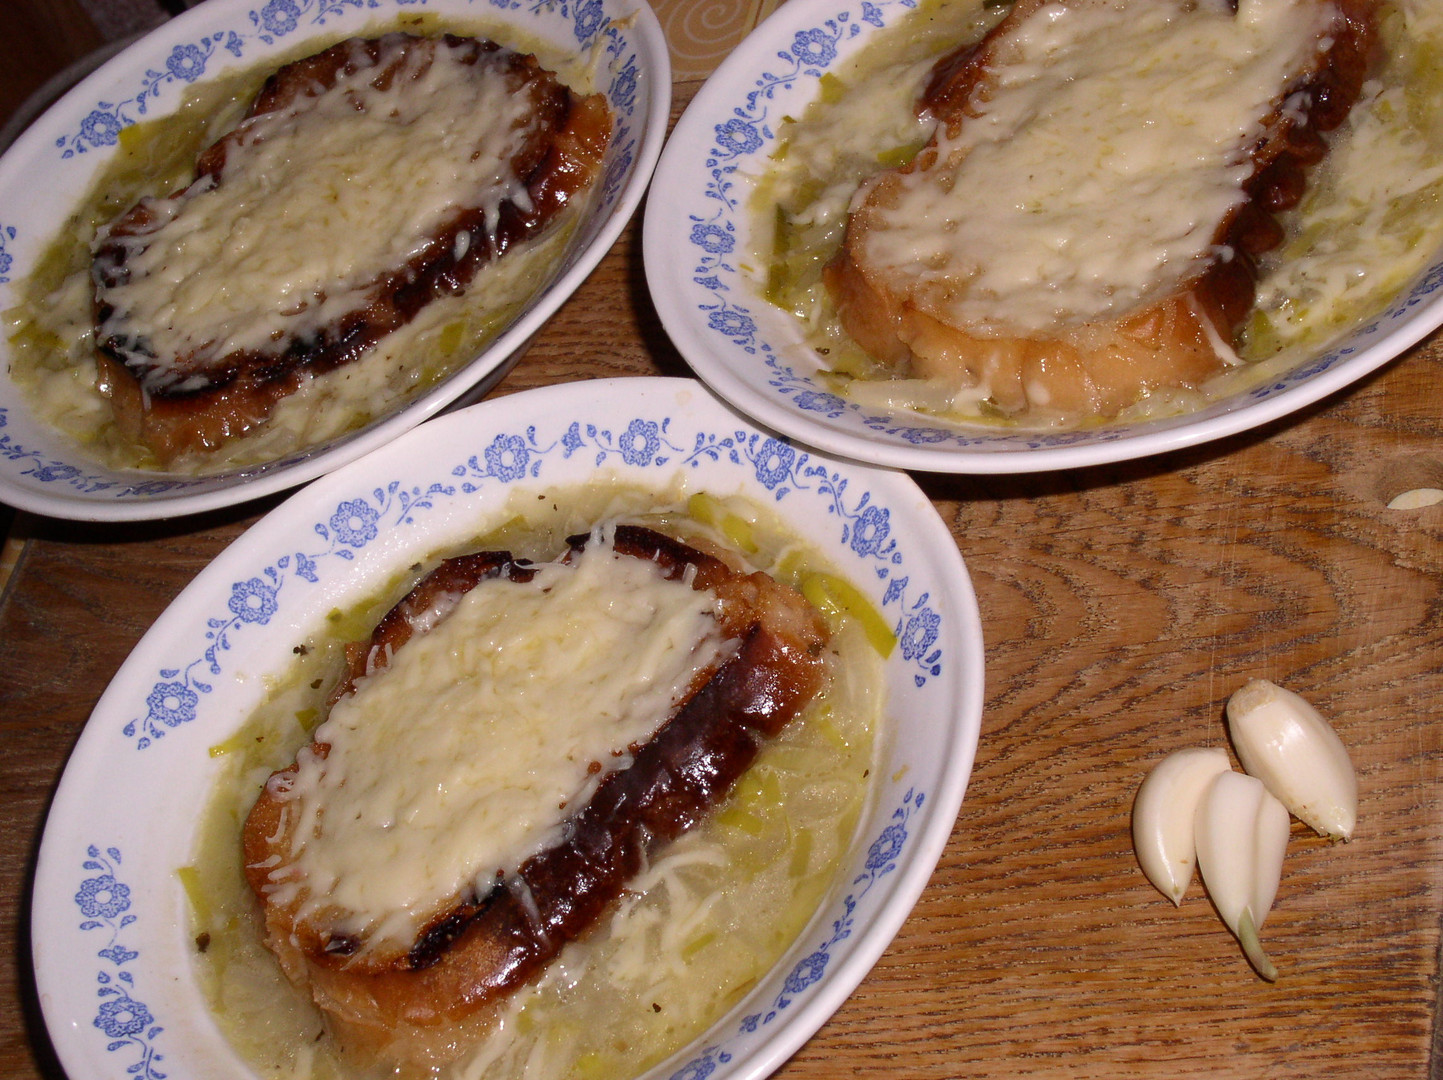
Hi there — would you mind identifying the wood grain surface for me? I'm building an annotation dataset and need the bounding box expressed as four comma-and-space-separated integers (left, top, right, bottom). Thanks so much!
1, 5, 1441, 1080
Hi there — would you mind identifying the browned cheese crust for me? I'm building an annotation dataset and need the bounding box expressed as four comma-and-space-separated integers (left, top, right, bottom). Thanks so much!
92, 33, 612, 464
241, 525, 830, 1063
822, 0, 1378, 419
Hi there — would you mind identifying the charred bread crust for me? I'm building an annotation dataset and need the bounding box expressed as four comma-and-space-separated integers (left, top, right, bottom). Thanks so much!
823, 0, 1379, 418
242, 525, 830, 1049
92, 33, 612, 464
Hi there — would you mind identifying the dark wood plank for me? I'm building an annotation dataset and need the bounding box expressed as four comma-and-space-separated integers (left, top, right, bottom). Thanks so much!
0, 3, 1439, 1079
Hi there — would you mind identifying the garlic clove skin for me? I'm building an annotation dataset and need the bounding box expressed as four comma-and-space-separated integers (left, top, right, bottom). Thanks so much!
1226, 679, 1358, 841
1194, 770, 1291, 981
1132, 747, 1232, 905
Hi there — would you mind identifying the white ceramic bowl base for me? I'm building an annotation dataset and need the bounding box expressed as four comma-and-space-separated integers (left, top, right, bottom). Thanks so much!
0, 0, 670, 520
643, 0, 1443, 474
31, 377, 985, 1080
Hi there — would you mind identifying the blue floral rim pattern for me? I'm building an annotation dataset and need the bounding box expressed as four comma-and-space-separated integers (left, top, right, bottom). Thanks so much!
679, 0, 1443, 453
123, 412, 945, 750
71, 847, 166, 1080
51, 0, 623, 160
0, 0, 647, 498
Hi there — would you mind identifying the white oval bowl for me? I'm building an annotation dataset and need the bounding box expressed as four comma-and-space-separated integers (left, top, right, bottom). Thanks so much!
30, 377, 985, 1080
642, 0, 1443, 474
0, 0, 670, 521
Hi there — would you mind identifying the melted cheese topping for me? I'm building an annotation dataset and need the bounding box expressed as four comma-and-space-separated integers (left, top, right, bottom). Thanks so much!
1250, 0, 1443, 347
94, 36, 539, 391
860, 0, 1338, 337
267, 539, 736, 949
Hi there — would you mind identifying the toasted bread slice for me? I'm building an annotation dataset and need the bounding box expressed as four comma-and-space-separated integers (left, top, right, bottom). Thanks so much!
92, 33, 611, 463
241, 525, 829, 1064
823, 0, 1376, 419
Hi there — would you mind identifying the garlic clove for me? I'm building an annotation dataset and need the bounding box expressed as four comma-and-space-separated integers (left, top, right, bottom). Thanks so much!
1225, 679, 1358, 840
1387, 487, 1443, 509
1194, 770, 1291, 981
1132, 747, 1232, 905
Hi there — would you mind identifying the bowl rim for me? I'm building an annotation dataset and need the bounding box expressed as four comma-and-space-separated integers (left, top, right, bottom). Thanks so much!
30, 375, 985, 1080
0, 0, 672, 521
642, 0, 1443, 474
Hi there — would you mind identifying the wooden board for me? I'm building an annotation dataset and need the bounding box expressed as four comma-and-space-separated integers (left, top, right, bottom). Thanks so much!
0, 4, 1439, 1078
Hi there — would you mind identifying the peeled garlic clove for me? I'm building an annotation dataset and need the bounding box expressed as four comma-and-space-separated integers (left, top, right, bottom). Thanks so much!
1194, 770, 1291, 981
1132, 747, 1232, 905
1226, 679, 1357, 840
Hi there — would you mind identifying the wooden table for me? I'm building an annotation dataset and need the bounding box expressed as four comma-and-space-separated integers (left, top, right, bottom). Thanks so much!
2, 4, 1441, 1079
